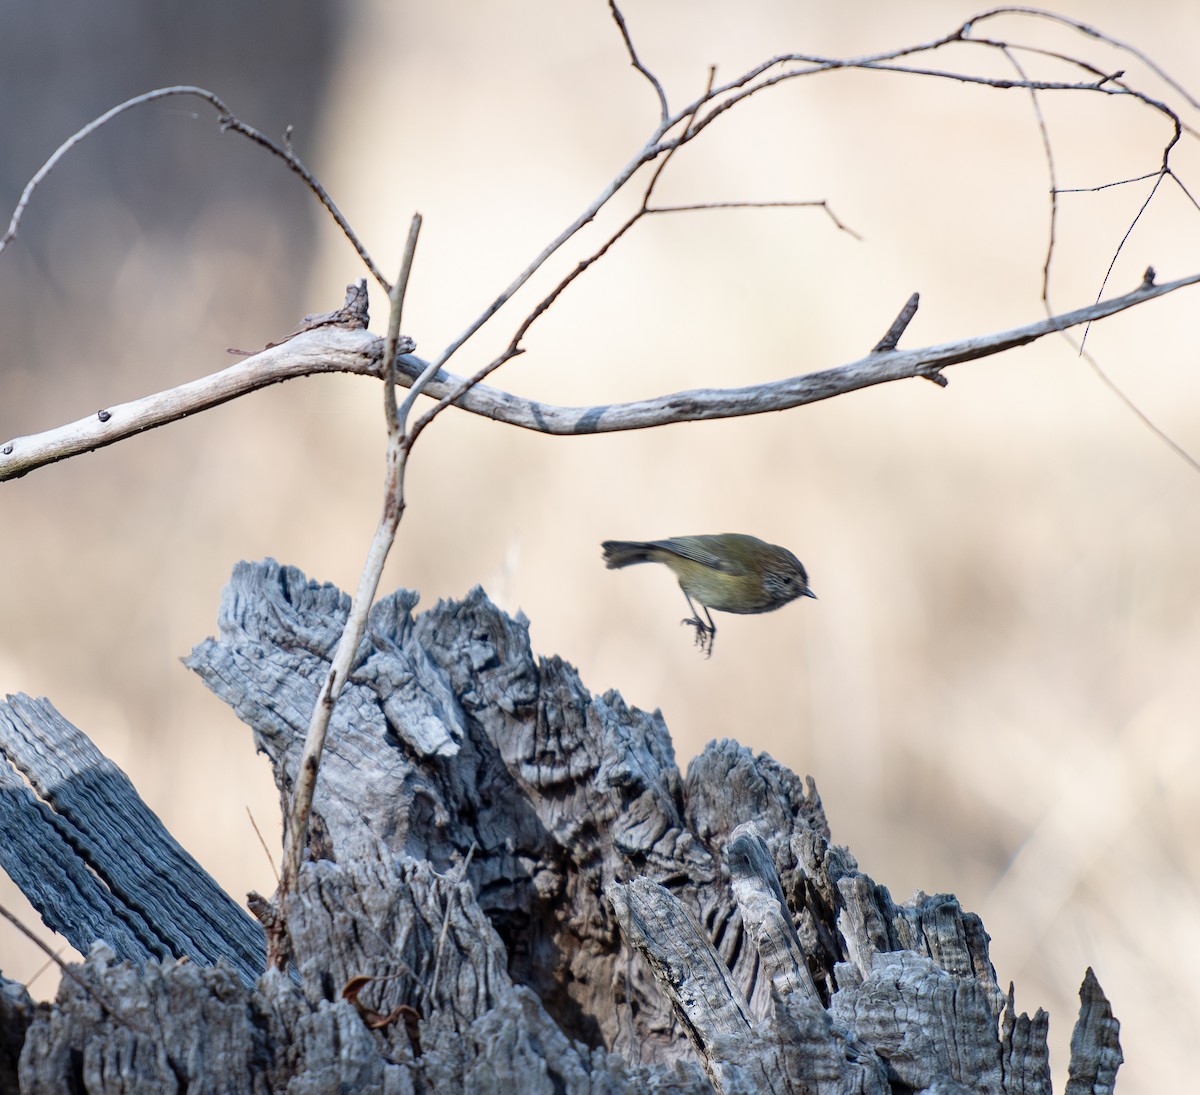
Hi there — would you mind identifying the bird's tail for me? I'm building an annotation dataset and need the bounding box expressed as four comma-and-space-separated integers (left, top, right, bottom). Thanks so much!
601, 540, 657, 569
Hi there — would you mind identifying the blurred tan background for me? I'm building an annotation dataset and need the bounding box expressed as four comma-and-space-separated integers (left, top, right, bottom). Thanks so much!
2, 2, 1199, 1090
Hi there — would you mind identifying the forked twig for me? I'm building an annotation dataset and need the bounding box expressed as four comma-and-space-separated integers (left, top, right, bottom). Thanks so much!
609, 0, 668, 122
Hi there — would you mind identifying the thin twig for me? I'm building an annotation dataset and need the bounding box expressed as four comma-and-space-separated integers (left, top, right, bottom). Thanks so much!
429, 842, 477, 1003
1076, 332, 1200, 474
1080, 173, 1167, 353
273, 217, 423, 965
408, 65, 719, 444
246, 806, 280, 885
385, 216, 423, 433
608, 0, 669, 123
0, 86, 390, 291
997, 44, 1059, 305
0, 902, 148, 1034
1056, 172, 1162, 193
993, 39, 1197, 474
965, 6, 1200, 111
24, 947, 65, 992
647, 199, 862, 239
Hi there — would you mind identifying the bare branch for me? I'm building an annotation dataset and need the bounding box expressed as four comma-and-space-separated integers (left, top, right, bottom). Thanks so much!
430, 142, 658, 373
0, 86, 391, 292
406, 272, 1200, 432
7, 273, 1196, 486
4, 11, 1198, 487
966, 6, 1200, 112
246, 807, 280, 885
0, 324, 392, 482
648, 199, 862, 238
608, 0, 668, 123
385, 216, 424, 433
408, 65, 718, 445
1078, 334, 1200, 475
424, 9, 1195, 416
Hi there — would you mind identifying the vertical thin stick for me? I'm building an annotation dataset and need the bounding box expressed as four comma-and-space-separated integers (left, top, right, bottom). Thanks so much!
271, 214, 423, 968
384, 216, 423, 432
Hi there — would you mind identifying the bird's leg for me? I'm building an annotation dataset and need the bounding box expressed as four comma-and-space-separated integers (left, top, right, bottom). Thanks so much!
680, 593, 717, 657
700, 605, 717, 657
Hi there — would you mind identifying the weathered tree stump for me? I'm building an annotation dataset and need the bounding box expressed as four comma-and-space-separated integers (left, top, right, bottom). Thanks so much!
0, 560, 1121, 1092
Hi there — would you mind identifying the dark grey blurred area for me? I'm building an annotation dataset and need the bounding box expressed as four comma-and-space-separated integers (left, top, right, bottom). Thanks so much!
0, 2, 347, 425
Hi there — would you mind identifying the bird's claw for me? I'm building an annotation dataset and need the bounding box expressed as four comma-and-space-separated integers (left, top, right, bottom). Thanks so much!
681, 616, 715, 658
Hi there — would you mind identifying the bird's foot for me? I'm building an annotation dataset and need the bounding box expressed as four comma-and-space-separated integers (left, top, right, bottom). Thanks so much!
681, 615, 715, 658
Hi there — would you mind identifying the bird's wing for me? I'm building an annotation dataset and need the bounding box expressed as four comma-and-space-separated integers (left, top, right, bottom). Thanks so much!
654, 537, 745, 575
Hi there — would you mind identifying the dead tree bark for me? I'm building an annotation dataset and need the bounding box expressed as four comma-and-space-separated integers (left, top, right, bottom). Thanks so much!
0, 559, 1121, 1093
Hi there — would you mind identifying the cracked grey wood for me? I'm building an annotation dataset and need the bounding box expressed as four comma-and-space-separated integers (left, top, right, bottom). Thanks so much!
1064, 968, 1123, 1095
1, 560, 1123, 1092
0, 694, 265, 982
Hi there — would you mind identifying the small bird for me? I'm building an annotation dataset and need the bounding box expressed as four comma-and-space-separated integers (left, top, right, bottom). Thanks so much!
601, 534, 816, 656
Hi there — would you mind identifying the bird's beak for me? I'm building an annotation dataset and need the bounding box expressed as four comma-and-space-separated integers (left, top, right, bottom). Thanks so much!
802, 588, 818, 600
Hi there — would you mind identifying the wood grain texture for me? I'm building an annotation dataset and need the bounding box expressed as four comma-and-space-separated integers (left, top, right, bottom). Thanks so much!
0, 560, 1122, 1092
0, 694, 265, 982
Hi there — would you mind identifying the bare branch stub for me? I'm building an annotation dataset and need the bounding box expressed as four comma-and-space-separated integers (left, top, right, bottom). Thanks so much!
261, 280, 372, 351
872, 292, 920, 354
